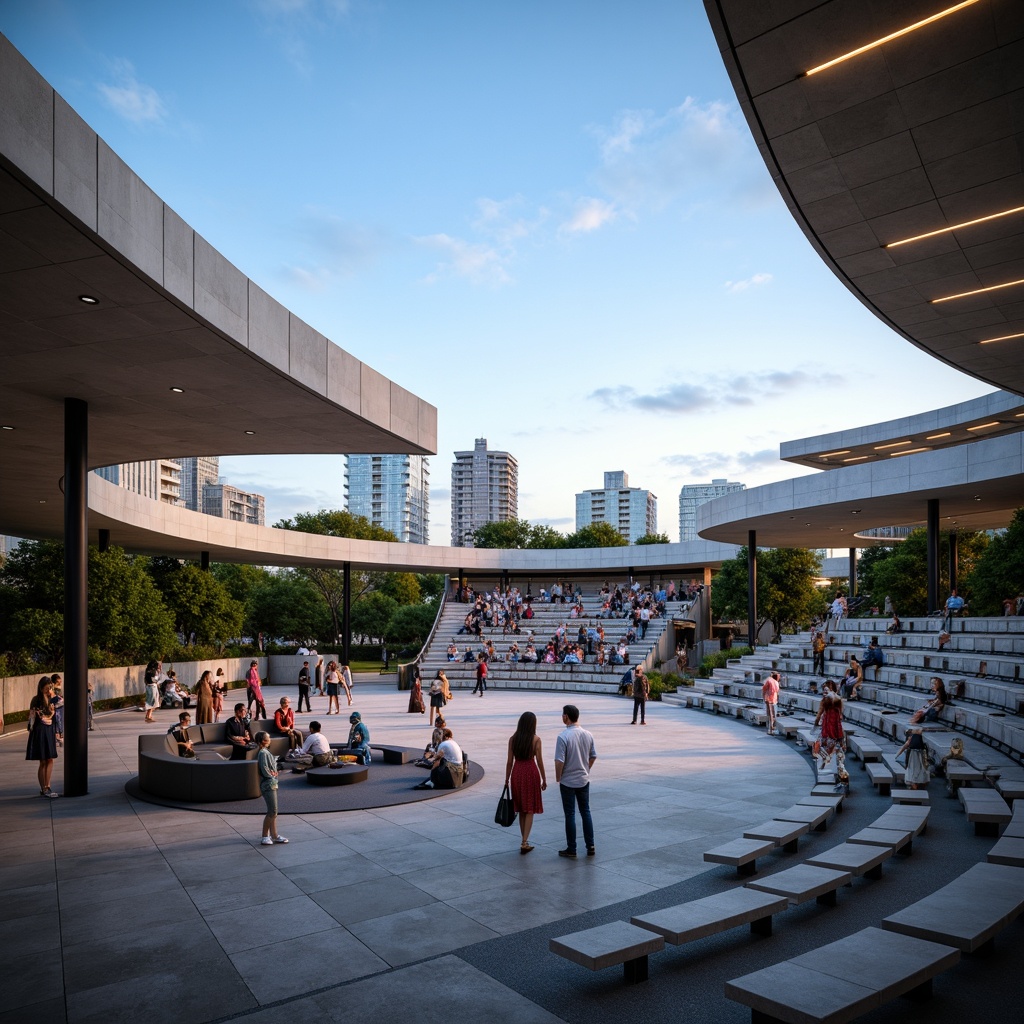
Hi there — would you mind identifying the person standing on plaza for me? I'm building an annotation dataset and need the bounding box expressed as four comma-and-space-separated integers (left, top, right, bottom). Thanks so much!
143, 659, 163, 723
297, 660, 312, 713
407, 666, 425, 714
762, 670, 780, 736
630, 665, 650, 725
255, 732, 287, 846
194, 669, 214, 725
324, 660, 342, 716
473, 653, 488, 697
812, 631, 826, 676
314, 655, 325, 696
504, 711, 546, 854
26, 677, 60, 798
554, 704, 597, 858
212, 668, 226, 722
246, 660, 267, 720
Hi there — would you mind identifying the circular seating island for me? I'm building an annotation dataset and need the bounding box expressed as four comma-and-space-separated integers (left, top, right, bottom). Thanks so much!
305, 764, 368, 786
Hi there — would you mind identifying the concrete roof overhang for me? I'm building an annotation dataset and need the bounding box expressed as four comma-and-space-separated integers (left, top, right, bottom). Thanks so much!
697, 429, 1024, 547
88, 475, 739, 578
704, 0, 1024, 398
0, 34, 435, 544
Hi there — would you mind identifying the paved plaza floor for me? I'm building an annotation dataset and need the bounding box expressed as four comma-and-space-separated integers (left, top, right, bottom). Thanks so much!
2, 679, 1018, 1023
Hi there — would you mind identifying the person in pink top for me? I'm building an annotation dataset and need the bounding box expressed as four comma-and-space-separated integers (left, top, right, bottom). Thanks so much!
246, 661, 266, 720
761, 671, 780, 736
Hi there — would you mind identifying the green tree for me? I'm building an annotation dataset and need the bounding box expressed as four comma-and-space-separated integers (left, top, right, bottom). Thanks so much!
473, 519, 535, 549
966, 508, 1024, 614
247, 570, 330, 644
374, 572, 421, 606
156, 563, 244, 646
416, 574, 446, 602
350, 592, 398, 643
5, 607, 64, 666
528, 524, 566, 548
636, 532, 671, 545
563, 522, 627, 548
275, 509, 398, 640
387, 602, 439, 647
712, 546, 823, 639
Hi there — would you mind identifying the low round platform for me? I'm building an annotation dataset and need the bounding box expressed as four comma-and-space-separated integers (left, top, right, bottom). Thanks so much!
306, 764, 368, 786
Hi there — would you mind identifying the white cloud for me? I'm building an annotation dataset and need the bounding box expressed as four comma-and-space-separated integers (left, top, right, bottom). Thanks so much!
97, 59, 166, 124
561, 197, 616, 234
725, 272, 773, 293
417, 233, 512, 286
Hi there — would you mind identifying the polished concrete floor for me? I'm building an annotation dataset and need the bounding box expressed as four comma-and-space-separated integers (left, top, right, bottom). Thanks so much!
2, 679, 1016, 1024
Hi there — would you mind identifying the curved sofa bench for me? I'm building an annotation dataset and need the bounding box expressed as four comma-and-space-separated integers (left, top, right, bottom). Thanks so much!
137, 722, 289, 803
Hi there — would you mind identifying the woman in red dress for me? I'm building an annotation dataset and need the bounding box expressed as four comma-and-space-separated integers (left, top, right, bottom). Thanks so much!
813, 682, 847, 778
504, 711, 547, 854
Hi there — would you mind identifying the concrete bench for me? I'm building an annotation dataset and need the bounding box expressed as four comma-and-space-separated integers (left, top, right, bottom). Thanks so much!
891, 788, 930, 805
549, 920, 664, 983
631, 888, 789, 946
866, 761, 895, 796
774, 804, 832, 832
746, 864, 852, 907
871, 804, 930, 836
797, 793, 844, 814
725, 926, 959, 1024
881, 754, 906, 785
988, 835, 1024, 866
959, 788, 1012, 836
703, 837, 776, 877
847, 734, 883, 763
806, 840, 892, 880
847, 826, 915, 855
944, 759, 985, 797
743, 819, 810, 854
883, 861, 1024, 953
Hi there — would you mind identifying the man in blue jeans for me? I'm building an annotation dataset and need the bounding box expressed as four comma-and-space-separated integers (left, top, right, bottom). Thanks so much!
554, 704, 597, 858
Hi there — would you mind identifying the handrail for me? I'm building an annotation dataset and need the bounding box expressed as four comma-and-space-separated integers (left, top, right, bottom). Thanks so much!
395, 574, 450, 687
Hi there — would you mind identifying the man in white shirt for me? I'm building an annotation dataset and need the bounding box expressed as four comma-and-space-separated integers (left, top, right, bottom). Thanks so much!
299, 721, 335, 766
554, 705, 597, 858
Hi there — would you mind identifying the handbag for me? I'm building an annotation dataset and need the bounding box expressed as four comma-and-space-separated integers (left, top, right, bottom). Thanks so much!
494, 783, 517, 828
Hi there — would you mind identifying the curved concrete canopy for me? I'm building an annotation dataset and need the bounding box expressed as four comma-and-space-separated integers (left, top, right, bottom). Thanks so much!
698, 429, 1024, 547
705, 0, 1024, 397
0, 34, 435, 543
89, 475, 738, 578
781, 389, 1024, 470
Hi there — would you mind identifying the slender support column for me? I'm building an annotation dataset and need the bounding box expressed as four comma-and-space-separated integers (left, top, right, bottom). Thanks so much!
457, 568, 463, 602
98, 529, 109, 553
747, 531, 757, 649
342, 561, 351, 666
848, 548, 857, 597
948, 531, 958, 594
200, 550, 210, 571
64, 398, 88, 797
927, 499, 940, 613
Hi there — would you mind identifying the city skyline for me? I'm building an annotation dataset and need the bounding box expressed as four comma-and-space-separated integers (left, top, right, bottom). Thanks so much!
0, 3, 996, 543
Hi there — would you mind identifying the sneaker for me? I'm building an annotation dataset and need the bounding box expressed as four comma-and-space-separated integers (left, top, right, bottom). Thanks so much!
261, 837, 274, 846
587, 846, 596, 857
558, 849, 577, 859
273, 836, 289, 844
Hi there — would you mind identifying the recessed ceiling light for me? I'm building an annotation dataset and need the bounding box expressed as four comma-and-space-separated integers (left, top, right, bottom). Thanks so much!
805, 523, 812, 527
926, 432, 952, 439
244, 430, 256, 435
170, 387, 184, 394
886, 204, 1024, 249
932, 278, 1024, 304
967, 421, 1001, 431
843, 456, 869, 463
850, 509, 861, 514
39, 499, 46, 503
804, 1, 981, 76
889, 447, 930, 456
974, 495, 982, 501
78, 294, 99, 304
979, 331, 1024, 345
821, 450, 851, 458
874, 440, 912, 450
1, 425, 13, 430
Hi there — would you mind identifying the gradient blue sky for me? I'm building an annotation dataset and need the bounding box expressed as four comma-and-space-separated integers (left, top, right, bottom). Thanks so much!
2, 1, 994, 542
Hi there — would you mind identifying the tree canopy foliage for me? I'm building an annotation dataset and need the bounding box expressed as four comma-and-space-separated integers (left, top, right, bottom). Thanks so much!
712, 546, 823, 639
635, 532, 671, 545
966, 508, 1024, 614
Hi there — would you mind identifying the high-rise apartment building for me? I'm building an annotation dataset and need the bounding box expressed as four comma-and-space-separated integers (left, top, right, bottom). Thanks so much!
93, 459, 182, 505
177, 456, 220, 512
575, 471, 657, 544
344, 454, 430, 544
202, 482, 265, 526
678, 478, 745, 542
451, 438, 518, 547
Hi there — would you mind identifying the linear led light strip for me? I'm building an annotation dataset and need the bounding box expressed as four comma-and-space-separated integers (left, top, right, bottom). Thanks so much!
804, 0, 981, 76
886, 205, 1024, 249
932, 278, 1024, 303
980, 331, 1024, 344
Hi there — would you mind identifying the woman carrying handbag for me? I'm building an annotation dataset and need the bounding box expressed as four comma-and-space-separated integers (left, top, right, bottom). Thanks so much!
503, 711, 547, 854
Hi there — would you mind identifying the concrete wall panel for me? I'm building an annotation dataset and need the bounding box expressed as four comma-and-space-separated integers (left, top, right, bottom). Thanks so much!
193, 232, 248, 345
248, 282, 289, 366
288, 314, 328, 394
163, 205, 193, 307
327, 344, 362, 414
0, 34, 53, 194
53, 96, 96, 230
360, 364, 391, 432
97, 142, 163, 284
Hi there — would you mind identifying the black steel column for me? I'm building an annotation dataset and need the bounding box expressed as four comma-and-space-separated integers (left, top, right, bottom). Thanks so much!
848, 548, 857, 597
342, 561, 351, 665
927, 499, 940, 613
948, 530, 958, 594
64, 398, 88, 797
747, 531, 757, 649
98, 528, 109, 553
200, 550, 210, 571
